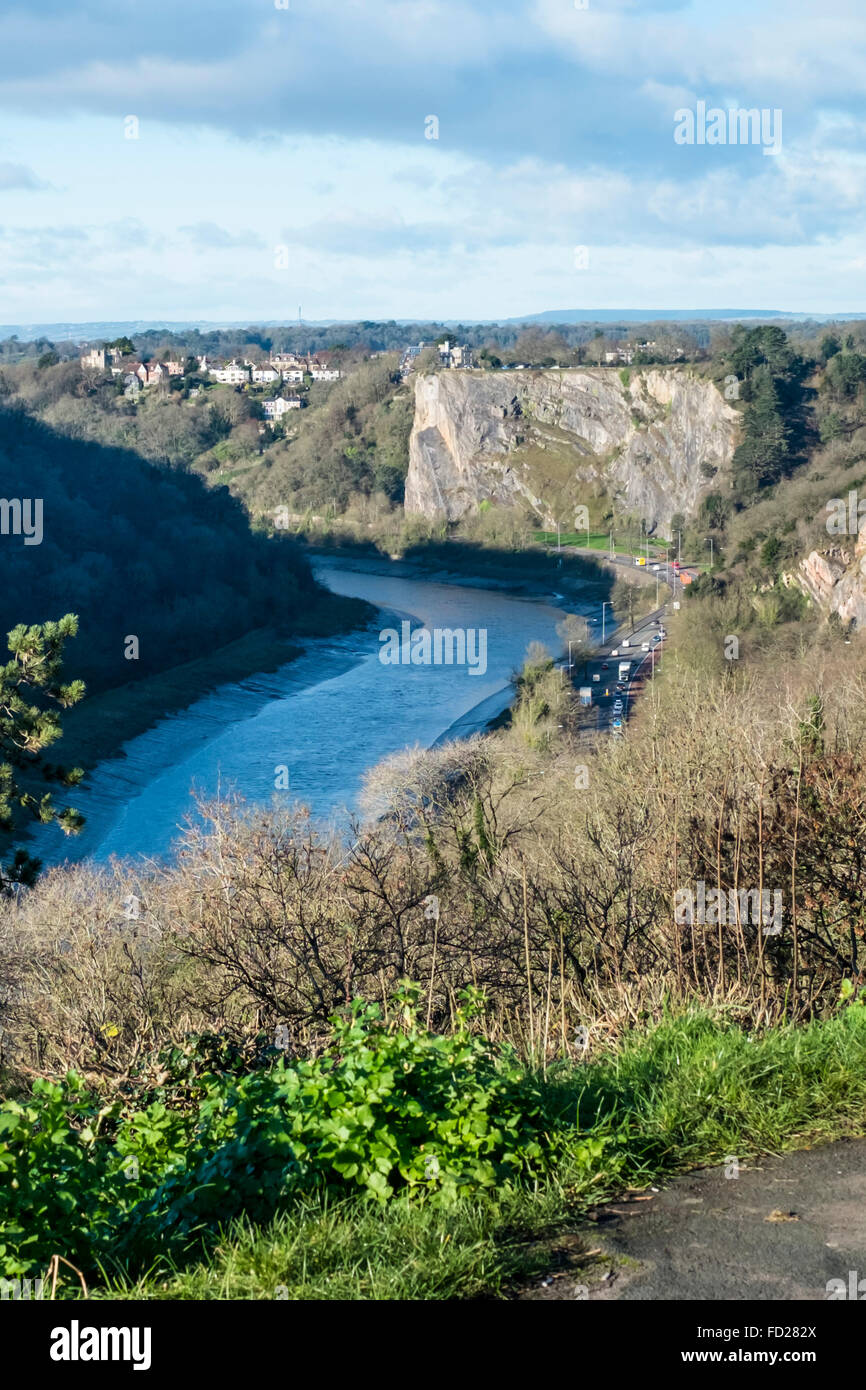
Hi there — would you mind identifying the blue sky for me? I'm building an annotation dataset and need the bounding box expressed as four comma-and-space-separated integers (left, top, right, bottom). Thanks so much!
1, 0, 865, 322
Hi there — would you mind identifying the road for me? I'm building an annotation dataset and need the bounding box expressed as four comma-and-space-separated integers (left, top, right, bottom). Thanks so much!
519, 1137, 866, 1301
558, 552, 685, 738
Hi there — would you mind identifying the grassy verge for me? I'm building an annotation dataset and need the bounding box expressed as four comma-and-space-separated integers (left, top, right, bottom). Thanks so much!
15, 999, 864, 1302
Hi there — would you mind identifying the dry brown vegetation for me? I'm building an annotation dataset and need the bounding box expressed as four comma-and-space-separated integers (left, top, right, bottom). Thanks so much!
2, 617, 866, 1087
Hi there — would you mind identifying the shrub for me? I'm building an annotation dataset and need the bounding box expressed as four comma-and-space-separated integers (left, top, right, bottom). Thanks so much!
0, 988, 579, 1279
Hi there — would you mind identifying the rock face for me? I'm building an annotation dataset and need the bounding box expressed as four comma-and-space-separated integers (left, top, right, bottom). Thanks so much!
796, 522, 866, 627
405, 367, 739, 533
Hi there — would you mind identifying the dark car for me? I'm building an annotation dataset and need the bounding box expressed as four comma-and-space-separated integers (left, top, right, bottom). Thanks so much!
601, 662, 609, 670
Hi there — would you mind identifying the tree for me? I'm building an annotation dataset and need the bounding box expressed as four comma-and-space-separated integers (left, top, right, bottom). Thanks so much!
732, 365, 789, 493
556, 614, 592, 673
819, 334, 841, 363
0, 615, 86, 892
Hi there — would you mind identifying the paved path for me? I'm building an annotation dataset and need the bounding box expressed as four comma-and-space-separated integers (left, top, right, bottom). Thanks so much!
520, 1138, 866, 1301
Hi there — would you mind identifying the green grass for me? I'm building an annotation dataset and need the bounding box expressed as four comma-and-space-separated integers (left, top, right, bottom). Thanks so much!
84, 1001, 866, 1302
532, 530, 670, 557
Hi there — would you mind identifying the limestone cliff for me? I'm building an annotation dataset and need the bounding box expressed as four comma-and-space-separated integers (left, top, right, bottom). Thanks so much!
405, 367, 739, 533
795, 522, 866, 627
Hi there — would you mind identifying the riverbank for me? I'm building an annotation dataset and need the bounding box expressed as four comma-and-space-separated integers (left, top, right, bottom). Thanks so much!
24, 566, 570, 866
13, 599, 369, 861
303, 536, 612, 607
45, 543, 591, 785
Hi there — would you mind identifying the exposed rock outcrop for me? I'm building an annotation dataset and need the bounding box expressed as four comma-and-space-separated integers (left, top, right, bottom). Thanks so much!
405, 367, 739, 533
797, 521, 866, 627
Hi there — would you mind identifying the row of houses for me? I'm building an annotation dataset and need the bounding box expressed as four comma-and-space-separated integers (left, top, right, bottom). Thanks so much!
80, 346, 342, 388
201, 353, 341, 385
81, 347, 186, 381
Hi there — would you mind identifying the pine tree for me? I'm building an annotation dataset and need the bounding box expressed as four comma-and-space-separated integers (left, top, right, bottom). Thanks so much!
0, 614, 85, 892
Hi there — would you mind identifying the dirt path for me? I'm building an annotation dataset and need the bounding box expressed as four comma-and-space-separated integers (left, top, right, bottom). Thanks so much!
520, 1137, 866, 1301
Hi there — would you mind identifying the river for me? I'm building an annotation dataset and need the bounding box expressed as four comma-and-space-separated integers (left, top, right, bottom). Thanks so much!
39, 560, 577, 866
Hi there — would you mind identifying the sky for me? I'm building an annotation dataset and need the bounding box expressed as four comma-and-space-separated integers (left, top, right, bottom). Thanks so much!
1, 0, 865, 323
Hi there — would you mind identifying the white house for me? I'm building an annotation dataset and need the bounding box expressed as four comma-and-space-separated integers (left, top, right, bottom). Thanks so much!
281, 368, 304, 383
437, 340, 474, 369
309, 365, 341, 381
210, 361, 250, 385
251, 366, 281, 384
271, 352, 306, 369
262, 395, 302, 425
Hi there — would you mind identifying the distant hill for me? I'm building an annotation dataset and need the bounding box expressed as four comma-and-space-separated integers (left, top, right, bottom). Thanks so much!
4, 310, 866, 344
503, 309, 866, 325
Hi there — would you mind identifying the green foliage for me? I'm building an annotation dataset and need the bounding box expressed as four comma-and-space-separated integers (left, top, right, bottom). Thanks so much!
0, 404, 328, 692
0, 615, 85, 889
760, 534, 782, 569
0, 988, 571, 1280
94, 1005, 866, 1301
819, 334, 841, 363
0, 1074, 122, 1277
824, 350, 866, 399
727, 327, 808, 497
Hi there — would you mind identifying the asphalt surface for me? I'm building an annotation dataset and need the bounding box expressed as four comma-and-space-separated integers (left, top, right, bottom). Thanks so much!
520, 1138, 866, 1301
560, 552, 683, 736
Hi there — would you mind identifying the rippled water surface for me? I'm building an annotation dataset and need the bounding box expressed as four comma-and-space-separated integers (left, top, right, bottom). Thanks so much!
42, 563, 575, 865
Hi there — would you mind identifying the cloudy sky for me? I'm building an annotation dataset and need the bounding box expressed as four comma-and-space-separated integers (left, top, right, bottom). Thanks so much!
1, 0, 865, 323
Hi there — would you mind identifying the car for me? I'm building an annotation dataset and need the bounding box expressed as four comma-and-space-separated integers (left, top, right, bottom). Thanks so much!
659, 629, 667, 638
601, 662, 609, 670
613, 700, 624, 713
615, 682, 625, 692
651, 563, 659, 571
612, 717, 623, 729
611, 649, 619, 657
654, 619, 661, 626
592, 672, 600, 682
641, 642, 650, 651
